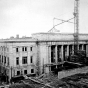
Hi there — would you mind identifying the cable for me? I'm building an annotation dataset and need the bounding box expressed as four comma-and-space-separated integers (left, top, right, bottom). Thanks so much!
48, 17, 74, 32
54, 18, 74, 24
54, 17, 74, 27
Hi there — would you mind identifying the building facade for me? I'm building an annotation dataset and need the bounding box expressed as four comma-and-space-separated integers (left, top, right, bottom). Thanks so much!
0, 37, 38, 81
0, 33, 88, 81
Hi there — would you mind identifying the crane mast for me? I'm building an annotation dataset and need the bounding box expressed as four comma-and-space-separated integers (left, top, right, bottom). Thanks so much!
74, 0, 79, 54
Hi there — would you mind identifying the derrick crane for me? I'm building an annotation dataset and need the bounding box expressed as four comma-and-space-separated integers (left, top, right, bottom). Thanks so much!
70, 0, 87, 64
73, 0, 79, 53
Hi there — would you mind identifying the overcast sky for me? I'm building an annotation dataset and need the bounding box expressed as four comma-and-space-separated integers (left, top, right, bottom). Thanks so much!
0, 0, 88, 39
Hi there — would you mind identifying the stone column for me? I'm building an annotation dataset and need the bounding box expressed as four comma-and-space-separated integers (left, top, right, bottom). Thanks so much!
82, 44, 84, 50
67, 45, 69, 56
61, 45, 64, 61
77, 44, 79, 50
55, 45, 58, 64
48, 46, 51, 71
72, 45, 74, 54
48, 46, 51, 64
86, 45, 88, 57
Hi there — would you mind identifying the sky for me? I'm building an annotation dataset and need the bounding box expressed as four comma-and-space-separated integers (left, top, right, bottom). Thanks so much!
0, 0, 88, 39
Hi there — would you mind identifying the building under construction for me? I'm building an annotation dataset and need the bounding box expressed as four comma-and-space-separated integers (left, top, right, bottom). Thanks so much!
0, 32, 88, 81
0, 0, 88, 83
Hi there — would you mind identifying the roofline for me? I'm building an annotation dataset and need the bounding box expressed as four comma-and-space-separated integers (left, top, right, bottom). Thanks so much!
0, 39, 88, 43
32, 32, 88, 35
0, 38, 37, 43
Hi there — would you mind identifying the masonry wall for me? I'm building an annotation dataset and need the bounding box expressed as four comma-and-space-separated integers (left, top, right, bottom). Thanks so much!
39, 43, 49, 74
11, 42, 37, 75
0, 41, 38, 81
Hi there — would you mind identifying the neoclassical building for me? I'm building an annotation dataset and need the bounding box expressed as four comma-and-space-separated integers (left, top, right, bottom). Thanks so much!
0, 32, 88, 81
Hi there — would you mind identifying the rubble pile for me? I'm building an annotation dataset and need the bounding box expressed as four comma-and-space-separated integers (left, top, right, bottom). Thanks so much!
61, 73, 88, 87
9, 67, 88, 88
37, 72, 58, 84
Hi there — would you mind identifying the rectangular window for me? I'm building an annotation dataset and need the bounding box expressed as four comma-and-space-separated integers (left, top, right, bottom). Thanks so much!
30, 47, 32, 51
22, 47, 24, 51
22, 56, 27, 64
16, 47, 19, 52
16, 57, 19, 65
30, 56, 33, 63
24, 70, 27, 74
2, 56, 3, 63
4, 56, 6, 64
31, 69, 34, 73
22, 47, 27, 52
17, 71, 20, 75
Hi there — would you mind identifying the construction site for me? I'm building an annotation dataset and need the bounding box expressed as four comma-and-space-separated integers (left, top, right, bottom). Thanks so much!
1, 0, 88, 88
7, 0, 88, 88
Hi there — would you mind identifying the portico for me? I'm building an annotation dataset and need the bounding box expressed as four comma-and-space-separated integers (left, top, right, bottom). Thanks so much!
32, 32, 88, 74
49, 44, 86, 63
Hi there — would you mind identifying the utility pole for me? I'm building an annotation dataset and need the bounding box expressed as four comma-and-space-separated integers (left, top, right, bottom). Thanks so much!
73, 0, 79, 53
